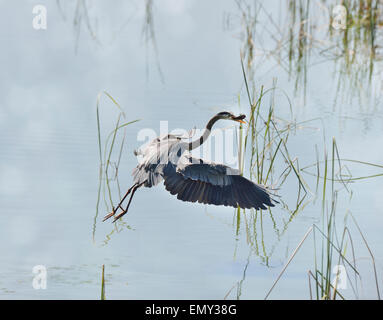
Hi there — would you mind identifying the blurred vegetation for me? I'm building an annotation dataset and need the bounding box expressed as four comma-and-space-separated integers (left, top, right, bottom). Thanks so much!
231, 0, 383, 103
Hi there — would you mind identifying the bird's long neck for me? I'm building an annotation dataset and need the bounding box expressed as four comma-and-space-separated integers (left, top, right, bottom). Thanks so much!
188, 115, 220, 151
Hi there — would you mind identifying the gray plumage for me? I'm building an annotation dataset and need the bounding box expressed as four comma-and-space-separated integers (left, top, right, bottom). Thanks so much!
104, 112, 278, 223
132, 134, 183, 187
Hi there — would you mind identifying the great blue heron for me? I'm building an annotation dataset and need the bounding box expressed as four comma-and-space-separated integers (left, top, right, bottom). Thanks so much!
103, 111, 277, 222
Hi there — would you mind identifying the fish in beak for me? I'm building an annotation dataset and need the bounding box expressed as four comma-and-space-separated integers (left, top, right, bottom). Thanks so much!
232, 114, 246, 124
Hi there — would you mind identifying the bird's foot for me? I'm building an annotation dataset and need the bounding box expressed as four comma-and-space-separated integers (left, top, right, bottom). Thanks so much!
103, 204, 126, 222
102, 208, 116, 222
112, 210, 127, 223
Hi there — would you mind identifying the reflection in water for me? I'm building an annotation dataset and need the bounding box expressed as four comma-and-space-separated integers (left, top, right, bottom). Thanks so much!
93, 91, 140, 244
57, 0, 101, 53
224, 253, 250, 300
56, 0, 164, 82
142, 0, 165, 83
229, 0, 383, 106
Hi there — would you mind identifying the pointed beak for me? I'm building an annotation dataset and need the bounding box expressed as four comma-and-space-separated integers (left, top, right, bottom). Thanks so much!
232, 114, 246, 124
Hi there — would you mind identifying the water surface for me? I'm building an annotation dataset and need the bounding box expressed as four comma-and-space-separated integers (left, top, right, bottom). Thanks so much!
0, 0, 382, 299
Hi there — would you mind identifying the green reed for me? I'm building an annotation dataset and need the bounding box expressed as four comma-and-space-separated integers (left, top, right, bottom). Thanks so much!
234, 0, 383, 103
94, 91, 140, 243
101, 264, 106, 300
308, 137, 381, 299
264, 137, 381, 299
235, 45, 382, 297
235, 58, 311, 263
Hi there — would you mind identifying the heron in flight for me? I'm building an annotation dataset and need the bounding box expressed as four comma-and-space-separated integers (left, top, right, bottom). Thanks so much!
103, 112, 277, 222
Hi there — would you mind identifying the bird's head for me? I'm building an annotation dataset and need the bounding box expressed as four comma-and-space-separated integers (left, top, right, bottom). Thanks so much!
216, 111, 246, 124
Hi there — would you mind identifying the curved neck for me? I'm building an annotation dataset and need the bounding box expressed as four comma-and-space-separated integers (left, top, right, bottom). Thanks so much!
188, 115, 220, 151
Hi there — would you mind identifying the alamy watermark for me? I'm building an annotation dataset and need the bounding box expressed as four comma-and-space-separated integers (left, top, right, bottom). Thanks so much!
32, 5, 47, 30
32, 265, 47, 289
135, 121, 242, 172
332, 5, 347, 30
332, 264, 347, 290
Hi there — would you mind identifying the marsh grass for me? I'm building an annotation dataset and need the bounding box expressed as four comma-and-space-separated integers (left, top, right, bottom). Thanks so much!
307, 137, 381, 299
235, 57, 313, 263
263, 138, 381, 299
293, 0, 383, 102
101, 264, 106, 300
235, 49, 382, 298
232, 0, 383, 104
93, 91, 140, 243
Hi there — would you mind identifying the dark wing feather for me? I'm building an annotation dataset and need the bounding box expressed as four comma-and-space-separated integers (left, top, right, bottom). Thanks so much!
163, 158, 276, 209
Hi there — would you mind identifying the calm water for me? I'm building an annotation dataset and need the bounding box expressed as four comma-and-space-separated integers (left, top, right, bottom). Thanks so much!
0, 0, 382, 299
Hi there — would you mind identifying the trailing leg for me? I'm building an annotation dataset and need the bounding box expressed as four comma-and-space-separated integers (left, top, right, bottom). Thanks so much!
103, 183, 137, 222
112, 182, 144, 222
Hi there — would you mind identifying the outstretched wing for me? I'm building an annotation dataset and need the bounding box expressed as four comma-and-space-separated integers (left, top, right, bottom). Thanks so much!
163, 157, 276, 209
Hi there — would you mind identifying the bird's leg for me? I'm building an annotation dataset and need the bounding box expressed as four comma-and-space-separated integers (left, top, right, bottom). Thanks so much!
112, 182, 143, 223
103, 183, 137, 222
